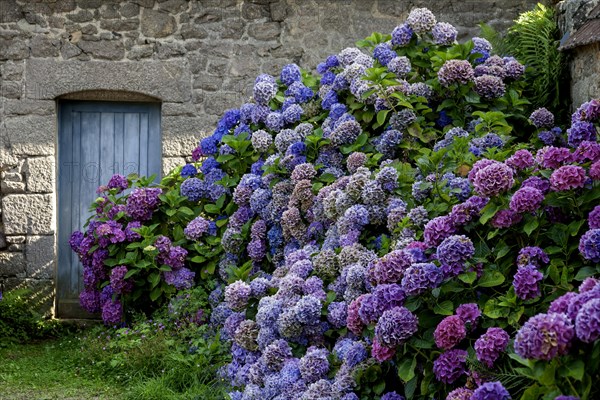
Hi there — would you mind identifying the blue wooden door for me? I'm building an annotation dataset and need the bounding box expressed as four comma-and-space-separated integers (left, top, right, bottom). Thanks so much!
56, 101, 161, 318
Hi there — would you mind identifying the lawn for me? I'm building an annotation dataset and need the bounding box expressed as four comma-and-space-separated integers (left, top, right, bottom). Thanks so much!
0, 336, 121, 400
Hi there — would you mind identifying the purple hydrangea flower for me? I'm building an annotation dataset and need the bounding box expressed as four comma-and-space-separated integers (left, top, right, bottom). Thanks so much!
423, 216, 456, 247
125, 188, 162, 221
567, 121, 597, 148
446, 388, 474, 400
475, 327, 510, 368
432, 22, 457, 45
381, 392, 405, 400
513, 264, 543, 300
280, 64, 302, 86
391, 23, 413, 46
164, 267, 195, 290
456, 303, 481, 328
509, 187, 544, 213
550, 165, 586, 191
472, 161, 514, 197
575, 298, 600, 343
514, 312, 575, 360
434, 315, 466, 350
474, 75, 505, 98
184, 216, 210, 240
102, 299, 123, 325
387, 56, 412, 77
436, 235, 475, 277
374, 306, 418, 347
107, 174, 128, 192
406, 7, 436, 33
471, 381, 511, 400
299, 347, 329, 384
401, 262, 443, 296
225, 280, 252, 311
433, 349, 468, 384
438, 60, 474, 87
530, 108, 555, 128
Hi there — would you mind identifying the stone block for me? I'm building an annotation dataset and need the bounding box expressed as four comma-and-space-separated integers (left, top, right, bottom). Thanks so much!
2, 115, 55, 156
66, 10, 94, 23
4, 100, 55, 116
157, 0, 189, 13
25, 156, 55, 193
30, 35, 61, 58
25, 59, 193, 103
162, 116, 206, 156
2, 194, 54, 235
0, 252, 26, 276
141, 9, 177, 38
155, 42, 187, 59
6, 236, 26, 244
77, 40, 125, 60
8, 244, 23, 252
120, 3, 141, 18
26, 235, 55, 280
0, 0, 23, 23
1, 61, 24, 81
162, 157, 186, 176
242, 2, 271, 20
248, 22, 281, 40
1, 81, 22, 99
162, 102, 197, 116
100, 19, 140, 31
126, 45, 154, 60
61, 42, 83, 59
1, 181, 25, 194
270, 1, 287, 21
179, 23, 209, 39
99, 4, 121, 19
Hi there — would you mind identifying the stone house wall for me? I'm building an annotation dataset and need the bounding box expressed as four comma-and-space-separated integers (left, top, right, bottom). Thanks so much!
558, 0, 600, 109
0, 0, 539, 316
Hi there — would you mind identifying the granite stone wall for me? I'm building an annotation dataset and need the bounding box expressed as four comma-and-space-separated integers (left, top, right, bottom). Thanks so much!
0, 0, 539, 316
558, 0, 600, 109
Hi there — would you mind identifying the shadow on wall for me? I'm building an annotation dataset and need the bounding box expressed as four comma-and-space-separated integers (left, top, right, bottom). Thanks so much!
1, 234, 55, 316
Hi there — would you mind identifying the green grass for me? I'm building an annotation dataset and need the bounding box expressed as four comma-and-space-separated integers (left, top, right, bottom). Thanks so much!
0, 333, 230, 400
0, 336, 122, 399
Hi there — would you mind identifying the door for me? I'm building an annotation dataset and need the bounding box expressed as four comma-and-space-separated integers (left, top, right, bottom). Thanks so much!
56, 101, 161, 318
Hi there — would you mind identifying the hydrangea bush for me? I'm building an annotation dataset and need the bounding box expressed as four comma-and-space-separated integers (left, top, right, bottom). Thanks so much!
72, 8, 600, 400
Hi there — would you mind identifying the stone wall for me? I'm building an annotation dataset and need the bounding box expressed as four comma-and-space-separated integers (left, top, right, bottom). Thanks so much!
0, 0, 539, 316
558, 0, 600, 109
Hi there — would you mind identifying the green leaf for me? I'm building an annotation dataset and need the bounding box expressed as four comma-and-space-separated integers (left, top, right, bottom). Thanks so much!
523, 217, 539, 236
478, 270, 505, 287
479, 202, 500, 225
575, 266, 597, 281
178, 206, 195, 217
149, 286, 162, 302
204, 204, 220, 214
376, 109, 390, 126
373, 381, 386, 395
458, 271, 477, 284
433, 300, 454, 316
124, 269, 139, 279
564, 359, 584, 381
148, 272, 161, 288
398, 357, 417, 382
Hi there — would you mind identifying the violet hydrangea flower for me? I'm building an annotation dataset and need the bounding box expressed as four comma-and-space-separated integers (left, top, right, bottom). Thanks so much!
474, 327, 510, 368
374, 306, 418, 348
471, 381, 511, 400
432, 349, 468, 384
514, 312, 575, 360
434, 315, 466, 350
513, 264, 543, 300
